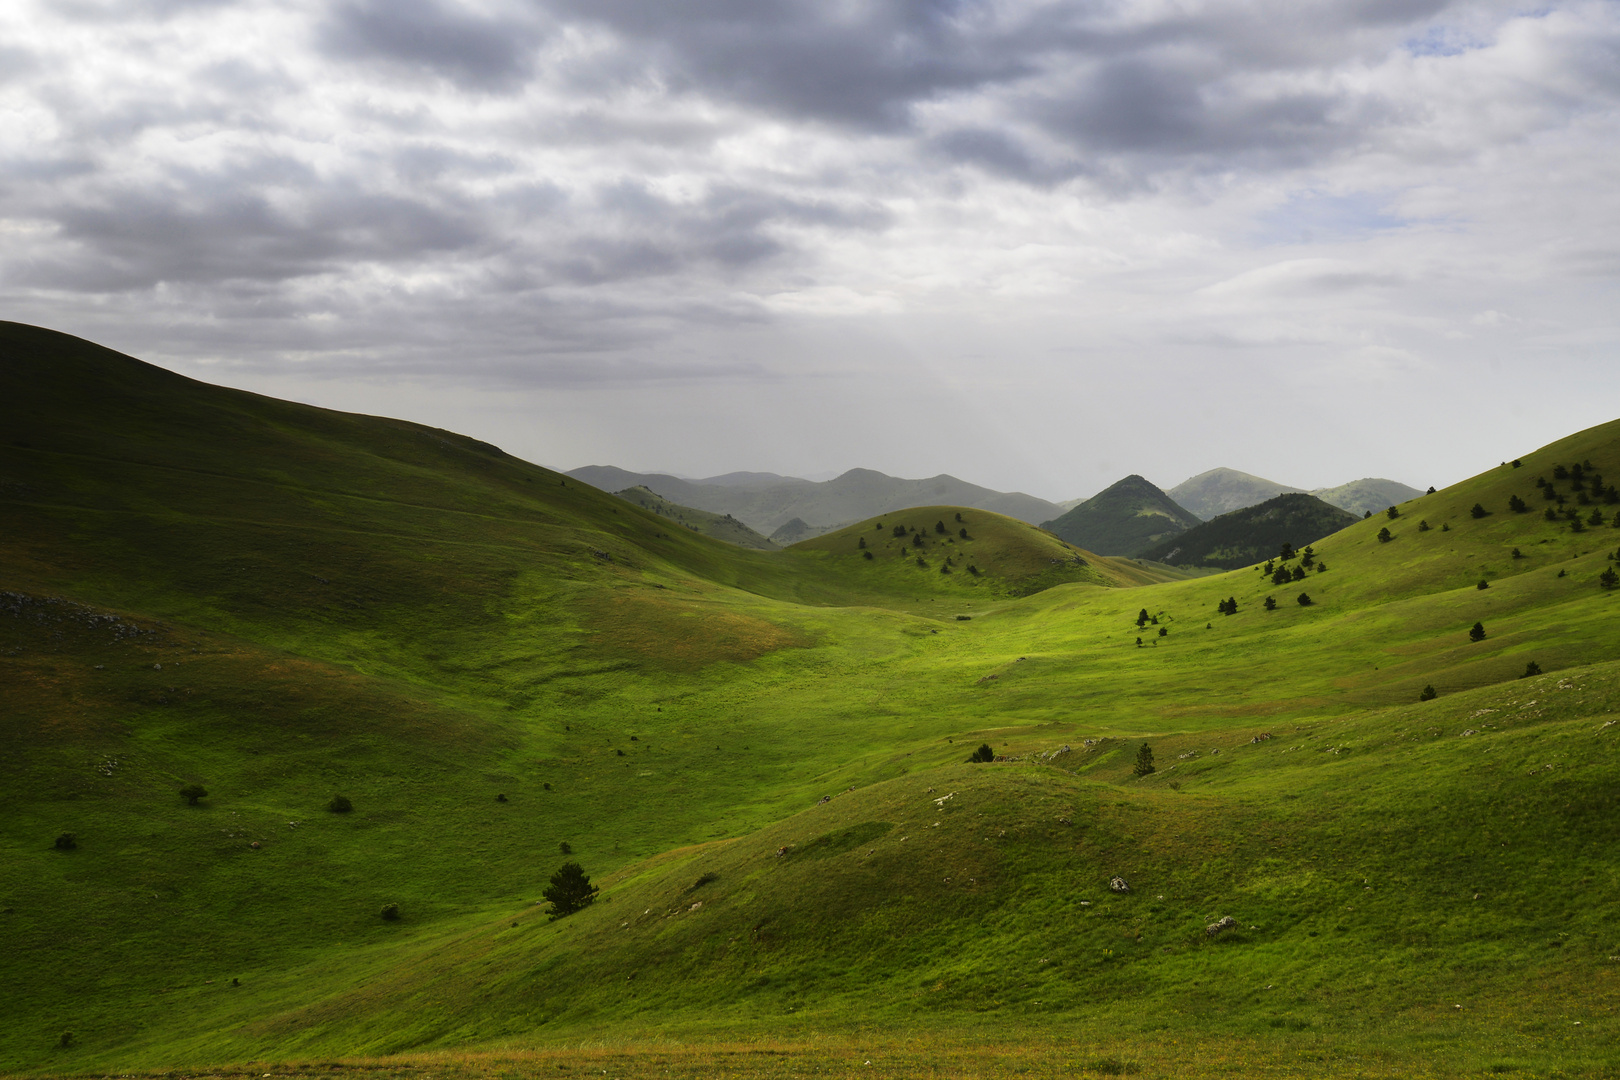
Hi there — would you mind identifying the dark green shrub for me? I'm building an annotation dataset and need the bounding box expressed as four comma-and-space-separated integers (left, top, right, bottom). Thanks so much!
1521, 661, 1542, 678
543, 862, 598, 920
1158, 626, 1167, 637
1508, 495, 1527, 513
1377, 527, 1392, 543
1315, 561, 1328, 572
959, 528, 969, 539
1418, 520, 1431, 532
1471, 503, 1488, 519
862, 550, 874, 560
1470, 622, 1487, 642
558, 841, 572, 855
1133, 743, 1155, 777
1420, 685, 1437, 701
54, 833, 76, 851
1512, 547, 1524, 559
59, 1032, 72, 1048
955, 513, 963, 522
1477, 579, 1489, 590
1386, 506, 1400, 519
1264, 596, 1276, 610
892, 524, 907, 538
935, 521, 946, 534
380, 903, 400, 921
1297, 593, 1313, 606
1511, 460, 1522, 468
912, 533, 925, 547
1601, 567, 1619, 590
179, 784, 207, 806
1545, 507, 1559, 521
1137, 608, 1150, 627
328, 794, 352, 813
968, 743, 995, 763
858, 536, 866, 549
1291, 566, 1307, 582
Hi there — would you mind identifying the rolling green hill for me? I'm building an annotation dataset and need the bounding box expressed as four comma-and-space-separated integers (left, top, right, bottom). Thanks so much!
611, 486, 779, 549
5, 322, 1620, 1078
1038, 474, 1203, 556
1138, 493, 1359, 569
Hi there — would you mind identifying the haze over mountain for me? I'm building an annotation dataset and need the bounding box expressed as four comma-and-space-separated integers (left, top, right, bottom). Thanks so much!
1139, 493, 1360, 571
1168, 469, 1306, 521
1310, 478, 1427, 518
610, 486, 778, 550
1039, 475, 1203, 557
566, 466, 1066, 534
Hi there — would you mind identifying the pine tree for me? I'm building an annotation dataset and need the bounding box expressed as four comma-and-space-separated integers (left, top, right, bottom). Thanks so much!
968, 743, 996, 763
1291, 566, 1307, 582
1521, 661, 1542, 678
1296, 593, 1313, 606
1508, 495, 1528, 513
1264, 596, 1277, 610
542, 862, 599, 920
1469, 622, 1486, 642
1419, 685, 1437, 701
1137, 608, 1150, 627
1601, 567, 1619, 590
1133, 743, 1155, 777
1386, 506, 1400, 520
1377, 527, 1393, 543
1471, 503, 1488, 519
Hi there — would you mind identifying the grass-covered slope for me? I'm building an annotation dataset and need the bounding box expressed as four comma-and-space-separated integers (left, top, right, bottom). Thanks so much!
1167, 467, 1305, 520
1039, 474, 1202, 556
611, 486, 779, 550
1138, 493, 1358, 569
6, 322, 1620, 1076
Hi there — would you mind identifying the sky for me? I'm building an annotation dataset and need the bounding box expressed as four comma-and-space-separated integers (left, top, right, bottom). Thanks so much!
3, 0, 1618, 502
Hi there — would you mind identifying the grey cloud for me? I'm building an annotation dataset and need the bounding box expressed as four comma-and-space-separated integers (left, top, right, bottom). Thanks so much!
319, 0, 544, 92
548, 0, 1033, 130
55, 0, 241, 21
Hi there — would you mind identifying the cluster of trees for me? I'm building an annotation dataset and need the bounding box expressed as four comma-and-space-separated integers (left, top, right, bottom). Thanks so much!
1217, 596, 1238, 615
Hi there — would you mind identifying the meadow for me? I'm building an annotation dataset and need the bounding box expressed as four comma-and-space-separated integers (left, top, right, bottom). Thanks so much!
3, 322, 1620, 1078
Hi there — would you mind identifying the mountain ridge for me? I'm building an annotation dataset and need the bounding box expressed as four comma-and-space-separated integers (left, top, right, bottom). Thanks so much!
1039, 474, 1203, 556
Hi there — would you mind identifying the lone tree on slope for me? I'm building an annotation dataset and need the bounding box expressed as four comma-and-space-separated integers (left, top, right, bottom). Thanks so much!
1133, 743, 1156, 777
968, 743, 996, 763
1469, 621, 1487, 642
543, 861, 599, 920
179, 784, 208, 806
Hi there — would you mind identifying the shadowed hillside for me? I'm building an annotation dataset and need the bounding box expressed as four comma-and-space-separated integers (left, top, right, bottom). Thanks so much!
1039, 475, 1202, 556
1139, 493, 1358, 569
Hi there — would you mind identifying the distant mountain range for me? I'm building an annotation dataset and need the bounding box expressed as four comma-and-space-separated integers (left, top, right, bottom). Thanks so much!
1139, 493, 1359, 569
1039, 475, 1203, 557
566, 466, 1067, 534
1169, 467, 1422, 520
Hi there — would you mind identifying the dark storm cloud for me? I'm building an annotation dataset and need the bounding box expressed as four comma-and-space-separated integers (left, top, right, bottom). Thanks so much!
319, 0, 544, 92
547, 0, 1034, 130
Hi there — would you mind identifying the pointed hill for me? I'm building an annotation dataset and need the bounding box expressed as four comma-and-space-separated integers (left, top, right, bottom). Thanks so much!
1310, 477, 1425, 517
611, 486, 778, 550
1167, 467, 1304, 520
566, 464, 1065, 533
1138, 492, 1358, 569
1038, 474, 1202, 556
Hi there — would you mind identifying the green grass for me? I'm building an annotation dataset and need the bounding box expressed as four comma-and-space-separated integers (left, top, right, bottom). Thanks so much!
4, 322, 1620, 1076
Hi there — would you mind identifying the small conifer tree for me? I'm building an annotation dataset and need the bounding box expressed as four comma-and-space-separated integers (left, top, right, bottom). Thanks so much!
1264, 595, 1276, 610
543, 861, 599, 920
1291, 566, 1307, 582
1386, 506, 1399, 519
1377, 527, 1393, 543
1545, 507, 1559, 522
968, 743, 995, 763
1364, 510, 1372, 519
1521, 661, 1542, 678
1419, 684, 1437, 701
1471, 503, 1488, 519
1418, 520, 1431, 532
328, 794, 353, 813
1477, 579, 1489, 590
1297, 593, 1312, 606
1601, 567, 1619, 590
1508, 495, 1527, 513
935, 521, 946, 534
1511, 547, 1524, 559
1469, 621, 1486, 642
179, 784, 207, 806
1137, 608, 1150, 627
1133, 743, 1155, 777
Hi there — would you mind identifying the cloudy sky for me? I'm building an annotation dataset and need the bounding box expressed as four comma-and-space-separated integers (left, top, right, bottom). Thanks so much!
3, 0, 1618, 500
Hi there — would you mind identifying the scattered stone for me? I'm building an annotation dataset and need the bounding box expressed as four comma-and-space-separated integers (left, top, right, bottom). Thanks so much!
1250, 732, 1273, 743
1206, 915, 1238, 937
1109, 876, 1130, 893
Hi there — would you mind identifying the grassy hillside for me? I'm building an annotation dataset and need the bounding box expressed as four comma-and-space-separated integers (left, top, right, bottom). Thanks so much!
1167, 467, 1304, 520
611, 485, 779, 550
1138, 493, 1358, 570
1039, 474, 1202, 556
5, 322, 1620, 1077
